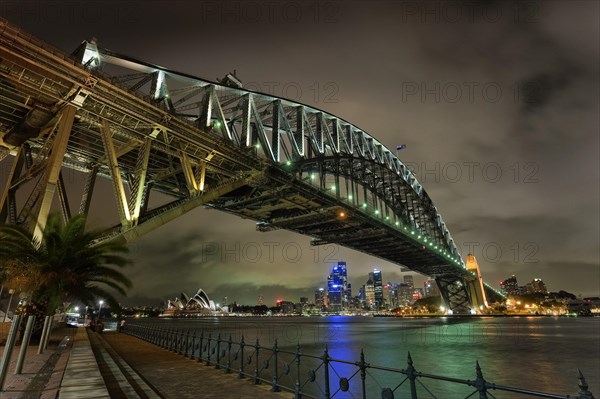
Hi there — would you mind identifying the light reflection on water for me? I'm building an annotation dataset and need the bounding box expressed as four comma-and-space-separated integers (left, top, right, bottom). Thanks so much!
133, 316, 599, 397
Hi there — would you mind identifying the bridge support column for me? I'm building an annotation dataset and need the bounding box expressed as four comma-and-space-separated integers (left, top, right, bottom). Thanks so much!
100, 119, 132, 228
129, 138, 152, 224
436, 275, 474, 315
0, 146, 26, 224
32, 105, 76, 242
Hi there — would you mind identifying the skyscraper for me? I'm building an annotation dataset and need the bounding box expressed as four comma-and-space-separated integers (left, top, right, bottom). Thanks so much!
327, 262, 349, 312
423, 280, 440, 297
365, 278, 375, 309
315, 288, 326, 310
500, 275, 519, 296
369, 269, 383, 309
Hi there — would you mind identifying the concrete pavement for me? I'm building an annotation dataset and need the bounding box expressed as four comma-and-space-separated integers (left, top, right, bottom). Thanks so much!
1, 325, 294, 398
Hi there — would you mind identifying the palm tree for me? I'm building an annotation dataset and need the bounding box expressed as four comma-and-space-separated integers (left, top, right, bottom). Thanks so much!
0, 213, 132, 336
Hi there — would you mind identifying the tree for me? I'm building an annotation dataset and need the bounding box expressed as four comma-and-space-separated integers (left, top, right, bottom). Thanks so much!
0, 213, 132, 336
412, 296, 443, 313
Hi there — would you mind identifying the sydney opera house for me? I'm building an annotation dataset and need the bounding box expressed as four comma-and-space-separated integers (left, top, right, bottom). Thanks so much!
162, 288, 222, 317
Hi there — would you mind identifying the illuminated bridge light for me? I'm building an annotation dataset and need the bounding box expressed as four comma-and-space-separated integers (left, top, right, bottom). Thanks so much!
417, 235, 421, 239
255, 144, 261, 149
362, 203, 367, 208
286, 160, 291, 166
310, 174, 315, 180
375, 209, 379, 215
395, 221, 399, 226
385, 216, 389, 220
348, 195, 353, 200
213, 120, 222, 129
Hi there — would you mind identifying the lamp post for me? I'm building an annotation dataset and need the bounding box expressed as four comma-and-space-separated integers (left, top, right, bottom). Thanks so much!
98, 300, 104, 319
3, 289, 15, 324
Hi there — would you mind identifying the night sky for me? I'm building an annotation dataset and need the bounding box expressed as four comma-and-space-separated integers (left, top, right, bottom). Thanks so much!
1, 1, 598, 306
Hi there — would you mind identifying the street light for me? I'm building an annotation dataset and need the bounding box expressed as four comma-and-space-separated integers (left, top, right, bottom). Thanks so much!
98, 300, 104, 318
3, 289, 15, 323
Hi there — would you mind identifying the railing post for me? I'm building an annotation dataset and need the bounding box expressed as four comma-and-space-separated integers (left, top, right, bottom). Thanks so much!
191, 332, 197, 360
295, 342, 302, 399
176, 329, 181, 353
474, 361, 489, 399
359, 349, 367, 399
239, 335, 245, 379
272, 339, 280, 392
207, 333, 212, 366
216, 334, 221, 369
188, 330, 192, 357
254, 338, 260, 384
323, 346, 331, 399
179, 329, 184, 355
226, 335, 232, 374
406, 352, 418, 399
575, 369, 595, 399
198, 330, 204, 363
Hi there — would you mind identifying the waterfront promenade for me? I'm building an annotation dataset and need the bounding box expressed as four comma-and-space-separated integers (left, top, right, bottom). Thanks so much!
1, 327, 292, 398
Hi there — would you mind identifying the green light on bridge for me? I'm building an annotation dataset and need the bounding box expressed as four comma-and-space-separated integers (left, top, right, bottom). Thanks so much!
375, 210, 379, 215
213, 120, 222, 129
348, 195, 353, 200
362, 203, 367, 208
286, 161, 291, 166
310, 174, 315, 180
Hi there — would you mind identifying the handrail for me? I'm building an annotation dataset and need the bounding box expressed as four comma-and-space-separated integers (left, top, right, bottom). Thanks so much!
122, 323, 596, 399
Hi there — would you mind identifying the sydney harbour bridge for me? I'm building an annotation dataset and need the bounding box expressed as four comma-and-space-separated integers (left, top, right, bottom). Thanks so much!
0, 18, 501, 314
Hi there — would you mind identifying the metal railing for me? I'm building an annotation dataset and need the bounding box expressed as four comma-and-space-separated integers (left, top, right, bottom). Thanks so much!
123, 323, 595, 399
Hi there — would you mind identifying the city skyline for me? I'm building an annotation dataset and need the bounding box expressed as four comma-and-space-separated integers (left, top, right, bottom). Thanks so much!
0, 1, 598, 306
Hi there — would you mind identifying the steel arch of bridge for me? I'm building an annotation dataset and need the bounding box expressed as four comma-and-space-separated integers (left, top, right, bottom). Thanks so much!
0, 19, 502, 313
88, 42, 464, 266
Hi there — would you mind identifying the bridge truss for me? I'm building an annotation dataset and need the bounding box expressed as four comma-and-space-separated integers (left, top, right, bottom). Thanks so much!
0, 19, 502, 313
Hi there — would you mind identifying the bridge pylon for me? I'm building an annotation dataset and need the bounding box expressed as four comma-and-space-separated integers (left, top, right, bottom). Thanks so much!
465, 254, 488, 313
435, 275, 474, 314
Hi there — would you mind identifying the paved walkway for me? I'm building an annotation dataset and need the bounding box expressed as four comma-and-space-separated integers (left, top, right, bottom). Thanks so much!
100, 332, 293, 399
58, 328, 109, 399
2, 326, 295, 398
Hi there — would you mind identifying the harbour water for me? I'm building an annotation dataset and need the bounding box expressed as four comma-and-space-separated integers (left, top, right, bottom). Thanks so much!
129, 316, 600, 397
